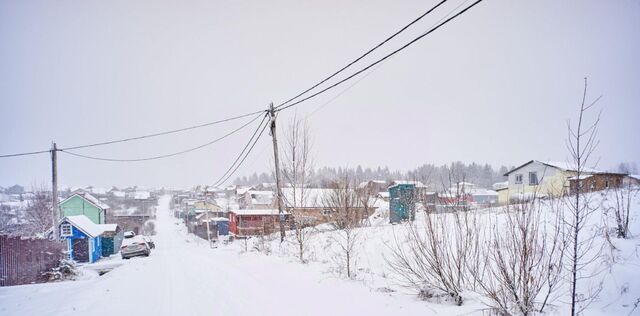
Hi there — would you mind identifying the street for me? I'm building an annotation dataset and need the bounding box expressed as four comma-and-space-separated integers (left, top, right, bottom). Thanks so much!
0, 195, 429, 316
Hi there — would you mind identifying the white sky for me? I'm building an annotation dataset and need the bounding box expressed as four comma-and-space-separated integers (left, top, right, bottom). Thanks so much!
1, 0, 639, 189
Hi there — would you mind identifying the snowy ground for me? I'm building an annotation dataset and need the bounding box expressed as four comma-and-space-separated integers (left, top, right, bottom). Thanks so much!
0, 196, 435, 316
3, 191, 639, 316
244, 190, 640, 315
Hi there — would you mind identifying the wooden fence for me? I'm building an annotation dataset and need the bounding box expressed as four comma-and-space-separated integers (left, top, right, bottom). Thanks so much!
0, 235, 64, 286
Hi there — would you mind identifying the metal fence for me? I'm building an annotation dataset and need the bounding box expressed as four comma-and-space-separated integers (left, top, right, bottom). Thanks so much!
0, 235, 64, 286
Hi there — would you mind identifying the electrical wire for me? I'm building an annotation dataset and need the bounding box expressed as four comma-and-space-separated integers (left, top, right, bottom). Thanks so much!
275, 0, 484, 113
215, 122, 269, 187
276, 0, 449, 109
0, 109, 266, 159
0, 149, 51, 158
212, 113, 270, 187
59, 112, 264, 162
60, 109, 266, 151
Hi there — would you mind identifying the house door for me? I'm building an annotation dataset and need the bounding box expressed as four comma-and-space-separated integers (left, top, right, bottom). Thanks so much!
72, 238, 89, 263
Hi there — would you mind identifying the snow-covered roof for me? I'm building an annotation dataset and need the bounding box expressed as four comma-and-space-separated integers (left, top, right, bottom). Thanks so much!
492, 181, 509, 190
505, 160, 602, 176
471, 189, 498, 196
357, 180, 386, 189
230, 209, 288, 216
568, 175, 593, 181
99, 224, 118, 232
281, 188, 333, 208
388, 180, 427, 189
247, 190, 274, 196
63, 192, 110, 210
111, 207, 139, 216
134, 191, 151, 200
62, 215, 105, 238
111, 191, 126, 198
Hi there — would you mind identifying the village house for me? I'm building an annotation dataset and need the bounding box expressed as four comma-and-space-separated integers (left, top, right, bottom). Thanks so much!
499, 160, 615, 204
59, 215, 119, 263
277, 187, 374, 226
228, 209, 289, 237
568, 172, 629, 194
238, 190, 274, 209
357, 180, 388, 194
59, 191, 110, 224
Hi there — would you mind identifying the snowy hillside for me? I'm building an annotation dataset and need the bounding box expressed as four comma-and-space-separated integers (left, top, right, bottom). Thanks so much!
238, 189, 640, 315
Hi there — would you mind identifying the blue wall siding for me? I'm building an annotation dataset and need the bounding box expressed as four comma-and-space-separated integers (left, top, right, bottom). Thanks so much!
389, 184, 416, 223
60, 221, 102, 263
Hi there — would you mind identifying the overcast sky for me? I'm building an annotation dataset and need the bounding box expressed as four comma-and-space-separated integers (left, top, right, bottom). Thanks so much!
1, 0, 639, 189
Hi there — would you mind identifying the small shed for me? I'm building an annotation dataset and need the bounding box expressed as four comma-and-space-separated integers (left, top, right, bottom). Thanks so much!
100, 224, 123, 257
212, 217, 230, 236
59, 215, 106, 263
389, 182, 423, 223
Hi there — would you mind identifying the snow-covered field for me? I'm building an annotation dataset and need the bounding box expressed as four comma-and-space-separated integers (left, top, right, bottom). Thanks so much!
2, 191, 639, 316
242, 190, 640, 315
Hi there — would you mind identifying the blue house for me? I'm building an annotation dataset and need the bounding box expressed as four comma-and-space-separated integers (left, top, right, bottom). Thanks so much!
59, 215, 108, 263
388, 181, 425, 224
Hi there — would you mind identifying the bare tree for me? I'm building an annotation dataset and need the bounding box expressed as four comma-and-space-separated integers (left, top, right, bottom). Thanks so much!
564, 78, 604, 315
323, 175, 362, 278
355, 181, 379, 226
471, 195, 566, 315
280, 115, 315, 263
23, 185, 53, 237
0, 204, 14, 234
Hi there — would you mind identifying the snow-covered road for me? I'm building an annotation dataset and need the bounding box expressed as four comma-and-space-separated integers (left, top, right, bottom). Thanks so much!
0, 195, 432, 316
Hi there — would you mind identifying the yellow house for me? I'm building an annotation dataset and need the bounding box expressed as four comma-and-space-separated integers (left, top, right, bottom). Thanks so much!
499, 160, 598, 204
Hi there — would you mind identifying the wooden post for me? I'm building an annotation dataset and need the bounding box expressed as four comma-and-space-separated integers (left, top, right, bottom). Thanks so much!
51, 142, 60, 241
269, 103, 286, 242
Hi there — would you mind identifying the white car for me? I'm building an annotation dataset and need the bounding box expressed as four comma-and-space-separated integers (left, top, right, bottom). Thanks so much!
120, 236, 150, 259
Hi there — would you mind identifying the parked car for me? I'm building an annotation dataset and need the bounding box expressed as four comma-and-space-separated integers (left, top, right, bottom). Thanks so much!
142, 236, 155, 249
123, 231, 136, 239
120, 236, 150, 259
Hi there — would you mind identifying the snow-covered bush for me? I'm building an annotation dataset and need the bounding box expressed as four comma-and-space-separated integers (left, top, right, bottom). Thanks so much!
42, 259, 79, 282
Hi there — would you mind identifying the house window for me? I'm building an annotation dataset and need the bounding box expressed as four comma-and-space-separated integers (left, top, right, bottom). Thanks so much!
515, 174, 523, 184
61, 224, 72, 237
529, 172, 538, 185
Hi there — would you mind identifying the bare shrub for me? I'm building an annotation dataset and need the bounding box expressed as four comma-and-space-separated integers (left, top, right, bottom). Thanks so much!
388, 208, 478, 305
471, 198, 565, 315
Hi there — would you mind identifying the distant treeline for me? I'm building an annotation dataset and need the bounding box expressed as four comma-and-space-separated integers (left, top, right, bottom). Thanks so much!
233, 162, 515, 189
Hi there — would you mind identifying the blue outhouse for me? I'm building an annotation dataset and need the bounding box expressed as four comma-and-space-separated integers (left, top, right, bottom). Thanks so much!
389, 183, 418, 224
59, 215, 105, 263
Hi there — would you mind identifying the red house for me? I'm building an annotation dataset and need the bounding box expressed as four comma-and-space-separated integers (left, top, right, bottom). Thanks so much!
229, 209, 289, 237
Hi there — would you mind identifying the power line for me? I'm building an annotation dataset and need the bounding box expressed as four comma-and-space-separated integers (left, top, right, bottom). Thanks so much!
214, 122, 269, 188
305, 0, 472, 119
276, 0, 484, 113
59, 112, 264, 162
0, 149, 51, 159
212, 113, 270, 187
0, 109, 266, 159
60, 109, 266, 151
276, 0, 449, 109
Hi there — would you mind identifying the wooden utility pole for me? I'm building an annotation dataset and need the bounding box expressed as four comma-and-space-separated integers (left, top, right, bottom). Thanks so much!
269, 103, 286, 242
51, 142, 60, 241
